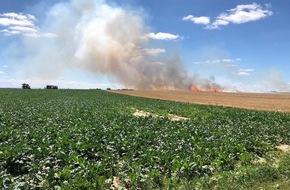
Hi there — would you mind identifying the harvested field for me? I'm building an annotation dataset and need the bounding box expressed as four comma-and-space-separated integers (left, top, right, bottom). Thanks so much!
111, 90, 290, 113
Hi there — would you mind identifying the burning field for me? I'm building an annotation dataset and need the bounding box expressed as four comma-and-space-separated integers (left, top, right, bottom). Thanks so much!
112, 90, 290, 113
190, 84, 222, 92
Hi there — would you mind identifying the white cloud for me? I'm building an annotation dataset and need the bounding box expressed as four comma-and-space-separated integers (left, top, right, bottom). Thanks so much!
0, 13, 35, 35
213, 19, 229, 26
212, 60, 221, 63
0, 17, 34, 27
184, 3, 272, 29
1, 12, 36, 21
238, 71, 250, 76
143, 48, 166, 55
194, 58, 241, 65
147, 32, 180, 40
3, 65, 8, 68
233, 68, 254, 76
222, 59, 235, 63
0, 12, 56, 38
216, 3, 272, 25
8, 26, 38, 33
226, 64, 237, 67
41, 33, 58, 38
182, 15, 194, 21
239, 68, 254, 72
0, 71, 4, 74
182, 15, 210, 25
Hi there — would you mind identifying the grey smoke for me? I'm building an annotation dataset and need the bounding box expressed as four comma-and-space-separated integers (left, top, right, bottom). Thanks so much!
9, 0, 220, 90
262, 70, 290, 92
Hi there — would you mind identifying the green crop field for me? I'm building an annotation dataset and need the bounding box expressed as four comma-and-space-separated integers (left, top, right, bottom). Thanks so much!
0, 89, 290, 189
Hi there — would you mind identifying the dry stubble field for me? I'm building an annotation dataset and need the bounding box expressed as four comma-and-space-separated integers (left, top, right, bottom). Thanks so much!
112, 90, 290, 113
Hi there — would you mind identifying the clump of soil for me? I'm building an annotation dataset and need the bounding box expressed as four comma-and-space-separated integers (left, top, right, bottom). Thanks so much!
276, 144, 290, 152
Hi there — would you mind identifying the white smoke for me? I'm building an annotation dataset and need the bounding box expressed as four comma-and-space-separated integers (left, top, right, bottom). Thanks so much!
7, 0, 221, 90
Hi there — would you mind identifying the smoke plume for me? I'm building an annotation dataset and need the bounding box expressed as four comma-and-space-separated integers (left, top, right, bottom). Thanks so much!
9, 0, 220, 90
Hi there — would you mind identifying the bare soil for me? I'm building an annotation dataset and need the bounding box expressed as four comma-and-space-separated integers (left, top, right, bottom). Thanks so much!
111, 90, 290, 113
133, 109, 189, 121
276, 144, 290, 152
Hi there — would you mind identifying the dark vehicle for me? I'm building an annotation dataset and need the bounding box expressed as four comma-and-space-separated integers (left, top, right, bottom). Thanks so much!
46, 85, 58, 89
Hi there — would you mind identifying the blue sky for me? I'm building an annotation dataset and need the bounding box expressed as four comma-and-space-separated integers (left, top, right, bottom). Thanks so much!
0, 0, 289, 92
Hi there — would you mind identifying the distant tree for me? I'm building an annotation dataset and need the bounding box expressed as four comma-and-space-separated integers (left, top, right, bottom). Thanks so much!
106, 88, 111, 90
22, 83, 31, 89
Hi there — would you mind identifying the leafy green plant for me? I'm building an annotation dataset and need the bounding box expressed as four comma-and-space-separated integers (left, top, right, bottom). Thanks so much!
0, 89, 289, 189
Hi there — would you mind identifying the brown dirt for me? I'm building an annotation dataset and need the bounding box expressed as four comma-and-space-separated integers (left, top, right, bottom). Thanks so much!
110, 90, 290, 113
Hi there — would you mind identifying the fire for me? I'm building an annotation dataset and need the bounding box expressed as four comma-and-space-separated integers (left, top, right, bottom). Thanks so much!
190, 85, 199, 92
209, 87, 221, 92
190, 85, 222, 92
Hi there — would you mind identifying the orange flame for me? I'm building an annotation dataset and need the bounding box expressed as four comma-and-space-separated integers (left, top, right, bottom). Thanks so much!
190, 85, 222, 92
190, 85, 199, 92
209, 87, 221, 92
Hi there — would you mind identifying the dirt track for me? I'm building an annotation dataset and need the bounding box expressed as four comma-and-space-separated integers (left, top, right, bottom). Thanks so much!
111, 90, 290, 113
